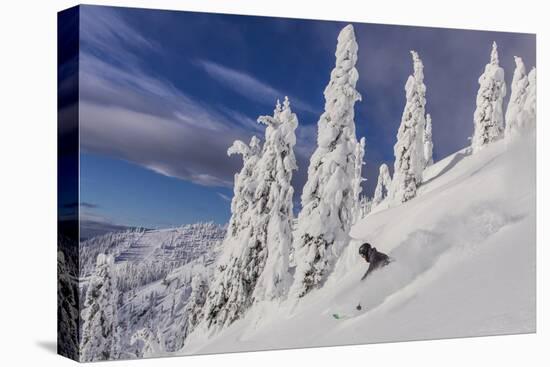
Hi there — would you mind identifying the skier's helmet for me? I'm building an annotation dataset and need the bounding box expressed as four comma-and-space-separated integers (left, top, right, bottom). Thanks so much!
359, 243, 371, 256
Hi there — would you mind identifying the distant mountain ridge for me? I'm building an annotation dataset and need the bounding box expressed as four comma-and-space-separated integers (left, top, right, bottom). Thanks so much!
79, 220, 142, 241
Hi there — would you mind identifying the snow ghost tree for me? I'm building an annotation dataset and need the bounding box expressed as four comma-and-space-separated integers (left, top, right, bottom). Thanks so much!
200, 137, 262, 330
201, 98, 298, 330
292, 24, 362, 298
505, 56, 529, 138
516, 67, 536, 133
390, 50, 427, 203
253, 97, 298, 301
423, 114, 434, 168
352, 137, 366, 223
471, 42, 507, 152
506, 57, 536, 137
81, 254, 119, 362
226, 136, 262, 239
372, 163, 392, 207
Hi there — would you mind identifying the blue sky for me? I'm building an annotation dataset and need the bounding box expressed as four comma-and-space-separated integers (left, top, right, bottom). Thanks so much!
73, 5, 535, 228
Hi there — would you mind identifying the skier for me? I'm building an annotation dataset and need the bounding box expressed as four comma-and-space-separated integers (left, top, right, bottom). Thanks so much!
359, 243, 391, 280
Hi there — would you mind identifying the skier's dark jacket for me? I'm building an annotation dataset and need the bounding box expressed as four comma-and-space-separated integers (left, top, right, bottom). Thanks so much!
359, 243, 390, 280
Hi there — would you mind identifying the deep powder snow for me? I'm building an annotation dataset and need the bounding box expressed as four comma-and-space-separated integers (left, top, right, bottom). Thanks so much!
182, 132, 535, 354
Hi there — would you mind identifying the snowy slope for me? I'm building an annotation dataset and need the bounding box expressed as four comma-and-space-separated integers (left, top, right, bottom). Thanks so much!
183, 133, 535, 354
77, 222, 226, 358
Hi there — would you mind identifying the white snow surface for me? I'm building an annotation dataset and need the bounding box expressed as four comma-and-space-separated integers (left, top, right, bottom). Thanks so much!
183, 133, 535, 354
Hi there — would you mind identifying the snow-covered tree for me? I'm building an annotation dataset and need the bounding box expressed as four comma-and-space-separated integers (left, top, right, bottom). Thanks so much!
201, 98, 298, 330
227, 136, 262, 239
291, 24, 362, 298
352, 137, 366, 223
81, 254, 120, 362
199, 137, 262, 330
372, 163, 392, 207
516, 67, 536, 133
57, 250, 79, 359
184, 272, 208, 337
390, 51, 427, 203
130, 328, 162, 358
505, 58, 536, 138
471, 42, 507, 152
505, 56, 529, 138
253, 97, 298, 301
423, 114, 434, 168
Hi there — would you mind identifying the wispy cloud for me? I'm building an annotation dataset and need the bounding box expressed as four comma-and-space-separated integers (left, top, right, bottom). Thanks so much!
218, 107, 264, 133
78, 7, 265, 188
80, 5, 159, 65
197, 60, 318, 114
79, 208, 114, 224
80, 52, 232, 132
217, 192, 232, 202
80, 100, 242, 187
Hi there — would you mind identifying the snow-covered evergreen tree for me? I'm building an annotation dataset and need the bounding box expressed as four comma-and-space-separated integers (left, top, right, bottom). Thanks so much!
81, 254, 120, 362
352, 137, 366, 223
423, 114, 434, 168
253, 97, 298, 301
471, 42, 507, 152
57, 251, 79, 359
291, 24, 362, 298
199, 137, 262, 330
390, 50, 427, 203
184, 272, 208, 337
505, 60, 536, 138
516, 67, 536, 133
130, 328, 162, 358
201, 98, 298, 329
372, 163, 392, 207
226, 136, 262, 239
505, 56, 529, 138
